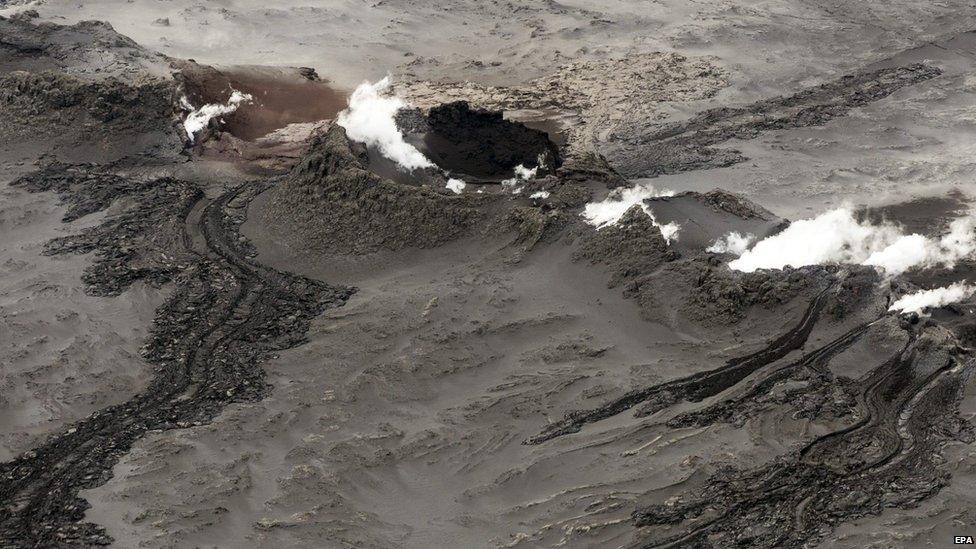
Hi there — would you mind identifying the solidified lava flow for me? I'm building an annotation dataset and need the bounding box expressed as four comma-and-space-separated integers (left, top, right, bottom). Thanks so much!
529, 282, 975, 548
526, 286, 836, 444
631, 328, 974, 549
0, 166, 353, 546
608, 63, 943, 178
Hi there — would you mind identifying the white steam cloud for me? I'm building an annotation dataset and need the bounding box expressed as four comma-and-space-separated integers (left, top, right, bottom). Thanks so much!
719, 208, 976, 275
514, 164, 538, 180
502, 164, 538, 195
181, 90, 252, 143
582, 184, 680, 243
446, 178, 466, 194
336, 77, 434, 172
707, 232, 754, 255
889, 282, 976, 314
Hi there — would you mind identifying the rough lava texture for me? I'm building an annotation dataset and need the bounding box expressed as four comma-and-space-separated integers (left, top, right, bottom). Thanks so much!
264, 125, 487, 255
0, 71, 181, 161
0, 164, 353, 546
575, 205, 679, 290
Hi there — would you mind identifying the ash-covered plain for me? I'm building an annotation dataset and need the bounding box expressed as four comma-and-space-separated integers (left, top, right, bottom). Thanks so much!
1, 3, 976, 549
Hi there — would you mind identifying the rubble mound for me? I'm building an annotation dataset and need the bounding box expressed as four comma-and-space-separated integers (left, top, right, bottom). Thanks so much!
556, 151, 627, 187
0, 71, 174, 127
697, 188, 777, 220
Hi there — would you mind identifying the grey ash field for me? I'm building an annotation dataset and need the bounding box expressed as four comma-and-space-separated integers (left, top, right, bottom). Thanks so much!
1, 2, 976, 548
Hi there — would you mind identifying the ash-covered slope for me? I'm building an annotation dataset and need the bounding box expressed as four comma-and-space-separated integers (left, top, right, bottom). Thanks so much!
264, 124, 488, 255
643, 189, 786, 253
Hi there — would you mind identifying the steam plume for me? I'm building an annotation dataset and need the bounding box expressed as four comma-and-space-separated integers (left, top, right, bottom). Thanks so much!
446, 178, 466, 194
707, 232, 754, 255
336, 77, 434, 172
889, 282, 976, 314
181, 90, 252, 143
582, 184, 680, 243
719, 208, 976, 275
502, 164, 539, 195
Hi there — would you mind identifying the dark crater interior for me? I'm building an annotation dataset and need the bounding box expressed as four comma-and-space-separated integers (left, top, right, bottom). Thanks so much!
398, 101, 561, 181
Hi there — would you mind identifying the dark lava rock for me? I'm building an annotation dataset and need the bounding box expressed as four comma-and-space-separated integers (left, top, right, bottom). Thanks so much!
3, 164, 354, 546
298, 66, 319, 80
0, 71, 175, 127
680, 262, 824, 323
697, 188, 777, 220
0, 70, 181, 162
266, 124, 489, 254
505, 206, 570, 253
12, 165, 199, 296
575, 204, 679, 290
608, 63, 942, 178
556, 151, 628, 188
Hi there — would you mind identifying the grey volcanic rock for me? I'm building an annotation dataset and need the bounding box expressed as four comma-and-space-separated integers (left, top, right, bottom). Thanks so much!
0, 16, 182, 162
573, 200, 855, 326
604, 63, 943, 178
575, 204, 678, 290
1, 165, 353, 546
557, 151, 628, 188
11, 166, 196, 295
632, 321, 974, 548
